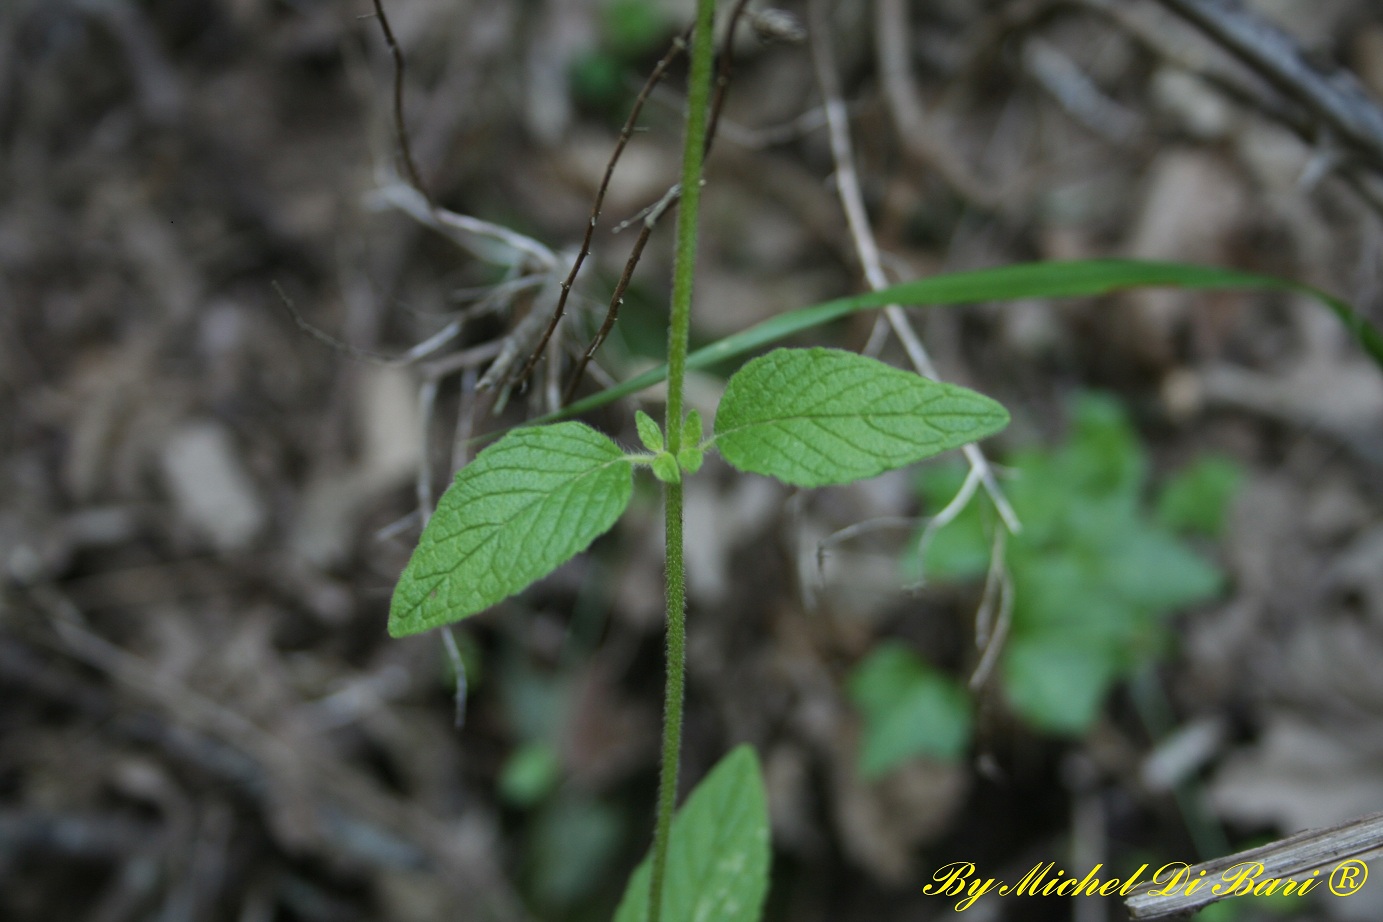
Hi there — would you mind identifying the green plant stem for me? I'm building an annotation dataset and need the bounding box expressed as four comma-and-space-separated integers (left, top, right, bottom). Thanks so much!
651, 480, 687, 922
664, 0, 716, 454
650, 1, 717, 920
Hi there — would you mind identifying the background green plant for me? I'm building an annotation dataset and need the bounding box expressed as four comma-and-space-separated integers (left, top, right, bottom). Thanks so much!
571, 0, 676, 114
848, 643, 972, 779
903, 393, 1241, 738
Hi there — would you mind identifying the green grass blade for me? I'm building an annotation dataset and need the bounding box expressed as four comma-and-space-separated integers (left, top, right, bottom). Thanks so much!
548, 259, 1383, 422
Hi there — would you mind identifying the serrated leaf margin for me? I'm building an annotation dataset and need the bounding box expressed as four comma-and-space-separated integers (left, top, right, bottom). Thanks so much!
713, 347, 1009, 487
388, 422, 632, 637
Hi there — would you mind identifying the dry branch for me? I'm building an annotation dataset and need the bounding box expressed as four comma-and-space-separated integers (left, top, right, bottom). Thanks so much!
1124, 812, 1383, 920
1154, 0, 1383, 168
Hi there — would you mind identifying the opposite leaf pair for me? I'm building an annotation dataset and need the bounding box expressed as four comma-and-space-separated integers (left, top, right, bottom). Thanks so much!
634, 409, 704, 484
389, 346, 1010, 637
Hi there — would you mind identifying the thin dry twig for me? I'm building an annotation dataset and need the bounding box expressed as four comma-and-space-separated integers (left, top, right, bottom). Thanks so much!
557, 0, 757, 404
561, 184, 680, 404
704, 0, 757, 161
874, 0, 1006, 210
373, 180, 557, 273
416, 376, 440, 524
369, 0, 431, 203
363, 0, 563, 428
807, 0, 1020, 534
1153, 0, 1383, 169
517, 27, 693, 387
968, 529, 1012, 690
273, 281, 470, 368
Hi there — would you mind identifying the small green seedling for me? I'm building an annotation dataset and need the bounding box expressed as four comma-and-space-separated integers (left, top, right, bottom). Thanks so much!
910, 393, 1240, 736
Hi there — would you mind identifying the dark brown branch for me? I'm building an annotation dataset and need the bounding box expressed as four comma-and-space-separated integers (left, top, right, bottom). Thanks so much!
370, 0, 432, 203
705, 0, 756, 162
560, 189, 675, 404
514, 29, 693, 386
558, 0, 757, 403
1154, 0, 1383, 169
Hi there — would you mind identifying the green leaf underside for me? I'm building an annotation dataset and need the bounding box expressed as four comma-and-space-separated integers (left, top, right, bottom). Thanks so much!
714, 348, 1009, 487
543, 260, 1382, 425
388, 422, 632, 637
614, 745, 770, 922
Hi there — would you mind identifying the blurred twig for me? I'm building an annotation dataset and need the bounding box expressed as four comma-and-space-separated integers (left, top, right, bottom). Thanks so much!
874, 0, 1006, 209
1153, 0, 1383, 169
369, 0, 431, 203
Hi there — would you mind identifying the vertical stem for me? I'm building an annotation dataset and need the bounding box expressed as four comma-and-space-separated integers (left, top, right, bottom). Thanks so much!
651, 479, 686, 922
650, 1, 716, 920
664, 0, 717, 455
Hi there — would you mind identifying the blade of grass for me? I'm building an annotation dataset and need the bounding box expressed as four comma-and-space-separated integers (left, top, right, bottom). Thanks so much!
541, 258, 1383, 423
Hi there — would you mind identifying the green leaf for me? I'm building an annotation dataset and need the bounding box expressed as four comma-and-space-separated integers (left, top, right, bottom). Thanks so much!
1156, 456, 1243, 537
530, 796, 625, 908
547, 260, 1382, 424
500, 741, 562, 807
389, 422, 633, 637
681, 409, 704, 449
1003, 639, 1118, 735
613, 745, 770, 922
651, 453, 681, 484
848, 644, 971, 777
1060, 393, 1146, 501
677, 446, 704, 474
713, 348, 1009, 487
1100, 526, 1223, 613
635, 410, 664, 453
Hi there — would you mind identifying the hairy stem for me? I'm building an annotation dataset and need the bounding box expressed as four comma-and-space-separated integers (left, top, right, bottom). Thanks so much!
652, 479, 687, 922
664, 0, 716, 454
650, 0, 717, 919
